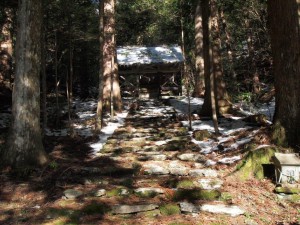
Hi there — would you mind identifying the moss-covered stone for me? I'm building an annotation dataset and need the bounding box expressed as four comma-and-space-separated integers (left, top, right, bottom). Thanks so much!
135, 190, 158, 198
176, 180, 196, 189
236, 147, 279, 180
159, 203, 181, 215
139, 209, 161, 218
176, 127, 188, 136
173, 189, 221, 201
275, 186, 300, 194
193, 130, 212, 141
164, 140, 186, 151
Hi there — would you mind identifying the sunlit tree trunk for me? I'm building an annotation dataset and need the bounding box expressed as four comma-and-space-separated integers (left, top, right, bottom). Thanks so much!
1, 0, 48, 169
201, 0, 231, 117
102, 0, 122, 113
268, 0, 300, 149
193, 0, 205, 97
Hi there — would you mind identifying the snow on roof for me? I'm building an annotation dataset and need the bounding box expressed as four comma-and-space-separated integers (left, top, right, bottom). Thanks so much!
117, 46, 184, 66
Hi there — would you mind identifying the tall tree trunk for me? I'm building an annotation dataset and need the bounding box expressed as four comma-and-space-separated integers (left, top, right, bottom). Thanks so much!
102, 0, 122, 113
1, 0, 48, 169
96, 0, 104, 130
268, 0, 300, 149
193, 0, 205, 97
200, 0, 211, 116
201, 0, 231, 116
41, 0, 47, 136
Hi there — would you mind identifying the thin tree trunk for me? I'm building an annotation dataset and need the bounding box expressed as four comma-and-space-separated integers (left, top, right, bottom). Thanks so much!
193, 0, 205, 97
96, 0, 104, 130
200, 0, 212, 116
41, 3, 47, 137
2, 0, 48, 169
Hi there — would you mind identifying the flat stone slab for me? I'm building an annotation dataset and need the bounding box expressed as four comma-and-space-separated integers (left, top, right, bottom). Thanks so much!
134, 187, 165, 194
111, 204, 159, 214
94, 189, 106, 197
168, 161, 189, 176
189, 169, 218, 177
143, 162, 169, 175
63, 189, 83, 199
177, 153, 200, 162
180, 202, 200, 213
197, 179, 223, 190
200, 204, 245, 217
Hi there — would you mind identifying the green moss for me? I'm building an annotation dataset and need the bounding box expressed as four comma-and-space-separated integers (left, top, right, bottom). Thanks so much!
193, 130, 212, 141
164, 140, 186, 151
275, 187, 300, 194
176, 180, 196, 189
173, 189, 221, 201
140, 209, 161, 218
220, 192, 233, 202
47, 208, 80, 224
135, 190, 158, 198
272, 121, 288, 147
106, 188, 123, 197
159, 203, 181, 215
236, 147, 278, 180
82, 202, 110, 215
290, 194, 300, 203
176, 127, 188, 136
102, 144, 115, 153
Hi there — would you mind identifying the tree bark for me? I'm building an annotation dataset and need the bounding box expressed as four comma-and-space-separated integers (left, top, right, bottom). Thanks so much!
268, 0, 300, 149
96, 0, 104, 130
2, 0, 48, 168
102, 0, 122, 113
193, 0, 205, 97
201, 0, 231, 116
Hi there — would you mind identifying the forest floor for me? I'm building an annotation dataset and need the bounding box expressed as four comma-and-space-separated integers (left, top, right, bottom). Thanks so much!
0, 96, 300, 225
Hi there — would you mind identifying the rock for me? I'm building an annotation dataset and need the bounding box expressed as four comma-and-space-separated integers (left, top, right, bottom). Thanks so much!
120, 189, 130, 196
245, 218, 259, 225
135, 187, 165, 194
111, 204, 159, 214
177, 153, 199, 161
169, 161, 189, 176
63, 189, 83, 199
179, 202, 200, 213
189, 169, 218, 177
143, 163, 169, 175
94, 189, 106, 197
197, 179, 223, 190
200, 204, 245, 217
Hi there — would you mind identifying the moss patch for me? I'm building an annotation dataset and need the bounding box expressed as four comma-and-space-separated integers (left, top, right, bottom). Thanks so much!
272, 121, 288, 147
235, 147, 279, 180
163, 140, 186, 151
173, 189, 221, 201
193, 130, 212, 141
176, 179, 196, 189
275, 186, 300, 194
159, 203, 181, 215
82, 202, 110, 215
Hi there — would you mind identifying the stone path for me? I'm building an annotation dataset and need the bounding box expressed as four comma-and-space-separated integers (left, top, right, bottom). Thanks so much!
70, 99, 245, 218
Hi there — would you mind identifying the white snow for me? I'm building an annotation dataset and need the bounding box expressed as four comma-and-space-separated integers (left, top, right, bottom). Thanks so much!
89, 112, 127, 155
